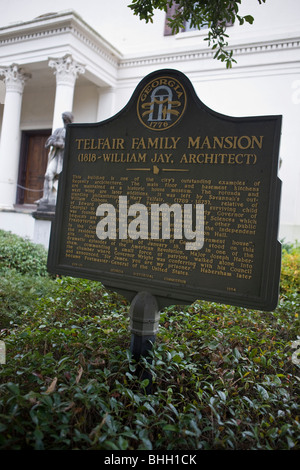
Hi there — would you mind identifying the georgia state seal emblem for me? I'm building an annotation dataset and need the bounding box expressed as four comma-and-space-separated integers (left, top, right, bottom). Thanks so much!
137, 76, 187, 131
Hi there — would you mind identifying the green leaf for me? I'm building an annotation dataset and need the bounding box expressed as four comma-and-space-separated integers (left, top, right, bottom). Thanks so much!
286, 436, 296, 449
57, 356, 71, 371
244, 15, 254, 24
168, 403, 179, 417
256, 384, 269, 400
172, 353, 182, 363
217, 391, 227, 402
233, 347, 241, 360
141, 378, 150, 389
6, 382, 20, 395
162, 424, 178, 432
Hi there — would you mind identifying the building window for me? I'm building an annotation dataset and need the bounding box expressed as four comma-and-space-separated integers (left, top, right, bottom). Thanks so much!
164, 4, 233, 36
183, 20, 208, 33
164, 3, 179, 36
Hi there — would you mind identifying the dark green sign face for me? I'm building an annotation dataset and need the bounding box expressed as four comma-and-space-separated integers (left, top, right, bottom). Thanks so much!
48, 69, 282, 311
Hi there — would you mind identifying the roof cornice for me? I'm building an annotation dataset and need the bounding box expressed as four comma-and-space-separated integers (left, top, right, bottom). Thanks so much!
0, 10, 122, 66
119, 36, 300, 69
0, 10, 299, 74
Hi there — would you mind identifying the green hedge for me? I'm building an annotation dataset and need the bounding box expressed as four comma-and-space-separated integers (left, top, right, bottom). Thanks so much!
0, 229, 48, 276
0, 231, 299, 450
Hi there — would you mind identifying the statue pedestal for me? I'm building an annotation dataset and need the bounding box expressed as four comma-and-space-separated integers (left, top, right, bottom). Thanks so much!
32, 205, 55, 249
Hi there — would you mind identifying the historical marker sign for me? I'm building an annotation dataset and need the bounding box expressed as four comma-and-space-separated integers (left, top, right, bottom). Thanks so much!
48, 69, 282, 311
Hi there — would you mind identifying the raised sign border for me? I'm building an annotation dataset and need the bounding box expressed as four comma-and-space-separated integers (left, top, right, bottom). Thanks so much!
48, 69, 282, 311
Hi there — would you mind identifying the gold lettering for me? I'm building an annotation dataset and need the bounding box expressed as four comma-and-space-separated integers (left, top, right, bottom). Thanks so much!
132, 137, 181, 150
224, 136, 237, 149
180, 153, 257, 165
202, 136, 211, 149
213, 136, 224, 148
251, 135, 263, 149
75, 137, 125, 150
187, 135, 264, 150
188, 136, 200, 149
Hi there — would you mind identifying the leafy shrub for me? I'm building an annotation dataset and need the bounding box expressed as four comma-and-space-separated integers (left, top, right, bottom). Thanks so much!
0, 230, 54, 327
280, 241, 300, 295
0, 268, 59, 328
0, 232, 299, 450
0, 230, 48, 276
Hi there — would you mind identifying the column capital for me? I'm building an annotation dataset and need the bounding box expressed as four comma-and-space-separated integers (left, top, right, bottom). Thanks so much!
48, 54, 85, 87
0, 64, 31, 94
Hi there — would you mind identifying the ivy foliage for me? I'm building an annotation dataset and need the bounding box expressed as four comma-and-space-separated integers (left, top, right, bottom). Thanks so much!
128, 0, 267, 68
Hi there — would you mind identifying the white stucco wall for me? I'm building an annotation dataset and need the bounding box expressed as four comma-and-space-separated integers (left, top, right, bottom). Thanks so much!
0, 0, 298, 56
0, 0, 299, 243
21, 86, 55, 130
190, 72, 300, 242
73, 84, 100, 124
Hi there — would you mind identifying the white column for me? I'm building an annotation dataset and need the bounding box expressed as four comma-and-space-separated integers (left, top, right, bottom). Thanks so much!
97, 87, 116, 122
49, 54, 85, 130
0, 64, 30, 209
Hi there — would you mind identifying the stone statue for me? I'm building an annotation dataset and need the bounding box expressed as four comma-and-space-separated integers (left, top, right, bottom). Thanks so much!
36, 111, 74, 208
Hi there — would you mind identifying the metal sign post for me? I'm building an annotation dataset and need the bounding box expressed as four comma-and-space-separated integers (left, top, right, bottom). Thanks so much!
129, 291, 160, 393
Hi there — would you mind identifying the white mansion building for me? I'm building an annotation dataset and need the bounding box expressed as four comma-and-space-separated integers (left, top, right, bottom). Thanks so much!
0, 0, 299, 246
